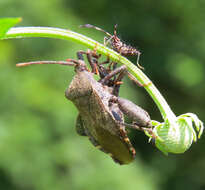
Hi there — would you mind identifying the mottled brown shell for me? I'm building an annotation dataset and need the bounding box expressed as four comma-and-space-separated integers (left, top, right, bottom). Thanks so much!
65, 70, 135, 164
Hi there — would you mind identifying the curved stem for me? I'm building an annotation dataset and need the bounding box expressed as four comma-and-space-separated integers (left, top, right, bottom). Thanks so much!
4, 26, 176, 122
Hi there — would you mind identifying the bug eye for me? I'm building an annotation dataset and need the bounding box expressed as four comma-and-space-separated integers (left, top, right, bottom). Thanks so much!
112, 111, 123, 122
77, 52, 84, 60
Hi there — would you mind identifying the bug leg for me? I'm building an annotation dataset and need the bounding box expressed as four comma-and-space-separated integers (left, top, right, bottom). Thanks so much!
110, 62, 117, 81
110, 103, 155, 139
99, 65, 127, 85
99, 65, 127, 96
104, 36, 114, 46
98, 64, 127, 95
96, 59, 115, 83
76, 50, 98, 74
96, 55, 112, 79
99, 54, 110, 65
108, 61, 116, 72
112, 67, 127, 96
86, 50, 99, 74
122, 122, 155, 138
92, 44, 102, 59
136, 52, 144, 70
75, 114, 87, 136
126, 72, 152, 87
110, 97, 152, 128
97, 64, 110, 80
127, 72, 143, 87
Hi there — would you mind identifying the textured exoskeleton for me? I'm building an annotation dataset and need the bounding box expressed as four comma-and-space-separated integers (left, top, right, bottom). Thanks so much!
65, 51, 151, 164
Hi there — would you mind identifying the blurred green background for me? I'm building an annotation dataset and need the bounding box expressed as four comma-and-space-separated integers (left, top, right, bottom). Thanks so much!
1, 0, 205, 190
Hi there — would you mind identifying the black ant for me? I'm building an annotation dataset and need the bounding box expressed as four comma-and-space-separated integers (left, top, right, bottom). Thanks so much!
80, 24, 143, 69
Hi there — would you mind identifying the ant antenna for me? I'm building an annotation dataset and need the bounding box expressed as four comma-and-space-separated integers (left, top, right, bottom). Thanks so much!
80, 24, 112, 37
16, 61, 75, 67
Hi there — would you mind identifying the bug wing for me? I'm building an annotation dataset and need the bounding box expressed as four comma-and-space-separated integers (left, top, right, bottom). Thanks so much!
81, 92, 135, 165
65, 70, 135, 164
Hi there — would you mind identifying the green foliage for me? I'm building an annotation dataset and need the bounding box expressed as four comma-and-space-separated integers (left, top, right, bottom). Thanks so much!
150, 113, 203, 155
0, 17, 21, 39
2, 16, 204, 155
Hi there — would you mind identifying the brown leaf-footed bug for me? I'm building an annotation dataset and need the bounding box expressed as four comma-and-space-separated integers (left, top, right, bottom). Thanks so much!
80, 24, 143, 69
16, 50, 152, 164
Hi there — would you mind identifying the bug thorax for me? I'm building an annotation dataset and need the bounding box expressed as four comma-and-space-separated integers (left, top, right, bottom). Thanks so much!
111, 37, 123, 50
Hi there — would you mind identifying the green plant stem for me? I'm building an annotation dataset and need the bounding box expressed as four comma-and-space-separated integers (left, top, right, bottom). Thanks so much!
4, 26, 177, 123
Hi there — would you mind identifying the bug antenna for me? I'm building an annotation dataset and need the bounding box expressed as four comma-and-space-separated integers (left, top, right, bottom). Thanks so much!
16, 61, 75, 67
114, 24, 118, 36
80, 24, 112, 37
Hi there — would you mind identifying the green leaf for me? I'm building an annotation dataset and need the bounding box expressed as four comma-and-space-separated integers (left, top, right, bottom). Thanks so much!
0, 17, 22, 39
148, 113, 204, 155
